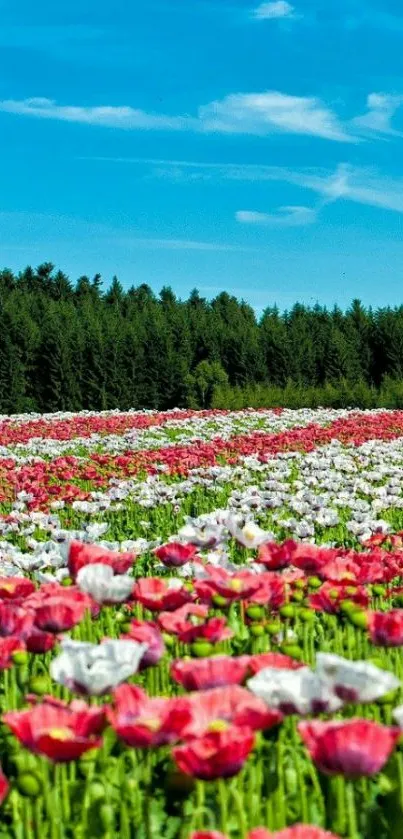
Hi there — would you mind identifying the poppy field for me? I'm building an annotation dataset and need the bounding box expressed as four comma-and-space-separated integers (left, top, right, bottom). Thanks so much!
2, 408, 403, 838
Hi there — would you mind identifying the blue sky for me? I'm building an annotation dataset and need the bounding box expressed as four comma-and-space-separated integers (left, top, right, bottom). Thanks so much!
1, 0, 403, 311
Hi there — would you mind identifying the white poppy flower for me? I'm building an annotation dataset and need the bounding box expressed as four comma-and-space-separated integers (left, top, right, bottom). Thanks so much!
50, 638, 148, 696
76, 563, 134, 604
247, 666, 343, 715
225, 515, 272, 549
315, 653, 400, 703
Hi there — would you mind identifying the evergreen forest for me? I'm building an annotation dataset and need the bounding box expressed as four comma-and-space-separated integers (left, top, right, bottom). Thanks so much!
2, 263, 403, 413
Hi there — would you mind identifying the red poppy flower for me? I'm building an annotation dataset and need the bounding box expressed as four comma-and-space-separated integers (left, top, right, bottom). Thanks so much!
25, 627, 57, 654
120, 619, 165, 668
134, 578, 193, 612
0, 578, 35, 600
248, 827, 342, 839
0, 603, 34, 638
154, 542, 198, 567
298, 719, 400, 777
368, 610, 403, 646
248, 652, 305, 676
172, 726, 255, 779
246, 574, 286, 609
0, 636, 26, 668
198, 570, 261, 602
27, 584, 100, 620
364, 533, 403, 550
3, 697, 106, 762
158, 604, 208, 635
320, 557, 360, 584
309, 582, 368, 614
356, 558, 391, 585
178, 616, 233, 645
171, 656, 250, 691
108, 684, 191, 748
34, 597, 87, 633
257, 540, 296, 570
291, 544, 338, 575
181, 685, 283, 738
68, 540, 135, 578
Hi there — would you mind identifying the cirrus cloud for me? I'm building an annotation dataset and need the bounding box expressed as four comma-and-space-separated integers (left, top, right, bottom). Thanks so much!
253, 1, 296, 20
0, 90, 352, 143
236, 206, 317, 226
1, 89, 402, 143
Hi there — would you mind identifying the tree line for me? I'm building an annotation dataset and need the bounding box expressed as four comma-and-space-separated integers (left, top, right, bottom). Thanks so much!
1, 263, 403, 413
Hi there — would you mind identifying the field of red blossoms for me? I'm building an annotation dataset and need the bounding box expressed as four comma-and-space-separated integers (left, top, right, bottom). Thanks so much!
2, 407, 403, 837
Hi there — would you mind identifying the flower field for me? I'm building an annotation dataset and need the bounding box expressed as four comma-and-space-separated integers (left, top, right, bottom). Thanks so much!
2, 409, 403, 837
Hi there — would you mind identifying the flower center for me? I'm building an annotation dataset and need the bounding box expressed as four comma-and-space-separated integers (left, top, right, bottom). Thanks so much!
137, 717, 162, 732
46, 727, 75, 741
208, 719, 230, 733
243, 526, 256, 538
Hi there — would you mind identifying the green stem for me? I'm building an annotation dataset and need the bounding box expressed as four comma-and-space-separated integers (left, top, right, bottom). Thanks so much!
345, 779, 359, 839
218, 778, 229, 834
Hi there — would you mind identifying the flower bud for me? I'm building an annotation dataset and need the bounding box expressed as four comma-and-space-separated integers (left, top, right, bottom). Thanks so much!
266, 621, 282, 636
347, 609, 368, 629
162, 633, 175, 649
16, 772, 42, 799
308, 577, 322, 590
190, 641, 214, 658
299, 608, 315, 623
249, 624, 265, 637
212, 594, 228, 608
11, 651, 29, 666
246, 605, 265, 620
339, 599, 357, 615
61, 577, 73, 587
88, 781, 106, 802
28, 676, 50, 696
279, 605, 296, 619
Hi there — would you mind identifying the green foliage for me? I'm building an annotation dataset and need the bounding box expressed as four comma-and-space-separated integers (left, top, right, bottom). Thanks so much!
186, 361, 228, 408
2, 264, 403, 411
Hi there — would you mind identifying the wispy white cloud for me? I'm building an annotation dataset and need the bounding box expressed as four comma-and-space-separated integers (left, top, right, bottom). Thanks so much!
198, 91, 351, 141
295, 163, 403, 213
236, 205, 317, 226
120, 237, 254, 252
352, 92, 403, 137
253, 1, 296, 20
0, 91, 354, 142
4, 89, 403, 143
122, 156, 403, 217
0, 97, 189, 131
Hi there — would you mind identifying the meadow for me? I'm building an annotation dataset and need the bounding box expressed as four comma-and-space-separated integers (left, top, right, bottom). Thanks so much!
0, 407, 402, 837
